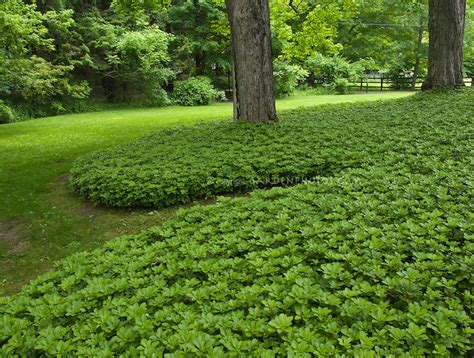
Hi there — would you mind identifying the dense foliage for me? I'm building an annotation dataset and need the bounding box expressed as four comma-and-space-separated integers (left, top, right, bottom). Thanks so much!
77, 14, 173, 106
172, 77, 224, 106
70, 90, 473, 209
305, 55, 372, 82
0, 0, 227, 120
273, 61, 308, 97
1, 91, 473, 355
0, 0, 90, 119
336, 0, 429, 80
465, 5, 474, 75
0, 100, 15, 124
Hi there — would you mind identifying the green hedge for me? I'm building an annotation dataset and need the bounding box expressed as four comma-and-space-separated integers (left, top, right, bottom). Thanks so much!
1, 161, 473, 355
70, 90, 474, 208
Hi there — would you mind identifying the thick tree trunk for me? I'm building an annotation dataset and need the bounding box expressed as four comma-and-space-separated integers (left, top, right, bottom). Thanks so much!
422, 0, 467, 90
225, 0, 277, 123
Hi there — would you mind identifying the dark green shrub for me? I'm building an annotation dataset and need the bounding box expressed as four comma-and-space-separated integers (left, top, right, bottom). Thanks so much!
1, 160, 473, 356
172, 77, 225, 106
0, 101, 16, 124
70, 90, 474, 209
383, 60, 420, 90
273, 60, 308, 97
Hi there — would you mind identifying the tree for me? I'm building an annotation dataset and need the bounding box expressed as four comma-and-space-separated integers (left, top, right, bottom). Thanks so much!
225, 0, 277, 123
271, 0, 357, 62
77, 13, 173, 105
167, 0, 229, 80
337, 0, 429, 88
463, 2, 474, 75
422, 0, 467, 90
0, 0, 90, 115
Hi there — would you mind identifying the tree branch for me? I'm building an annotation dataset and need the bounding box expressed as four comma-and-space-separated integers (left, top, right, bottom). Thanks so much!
288, 0, 300, 14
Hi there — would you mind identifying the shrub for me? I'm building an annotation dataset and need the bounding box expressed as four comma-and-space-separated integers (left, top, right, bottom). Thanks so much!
172, 77, 225, 106
273, 60, 308, 97
305, 55, 374, 84
0, 101, 16, 124
382, 59, 423, 90
1, 160, 473, 355
109, 26, 174, 106
70, 90, 473, 209
333, 78, 351, 94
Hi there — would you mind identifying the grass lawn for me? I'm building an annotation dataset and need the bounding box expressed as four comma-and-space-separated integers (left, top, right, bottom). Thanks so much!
0, 92, 412, 295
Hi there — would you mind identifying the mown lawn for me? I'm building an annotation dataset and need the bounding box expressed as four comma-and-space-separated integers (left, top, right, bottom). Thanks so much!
0, 92, 411, 295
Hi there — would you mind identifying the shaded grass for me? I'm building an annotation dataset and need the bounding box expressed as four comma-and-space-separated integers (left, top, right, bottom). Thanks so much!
0, 92, 412, 295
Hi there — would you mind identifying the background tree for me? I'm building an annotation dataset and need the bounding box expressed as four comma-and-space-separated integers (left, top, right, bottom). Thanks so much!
225, 0, 277, 123
422, 0, 467, 90
0, 0, 90, 116
77, 12, 173, 105
465, 3, 474, 75
337, 0, 429, 88
167, 0, 229, 84
271, 0, 357, 62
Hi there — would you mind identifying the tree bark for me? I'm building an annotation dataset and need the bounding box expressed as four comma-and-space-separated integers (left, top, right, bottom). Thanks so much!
225, 0, 277, 123
422, 0, 467, 90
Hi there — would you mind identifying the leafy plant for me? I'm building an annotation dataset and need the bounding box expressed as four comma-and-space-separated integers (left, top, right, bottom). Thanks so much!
1, 158, 473, 355
305, 54, 373, 84
333, 78, 351, 94
1, 90, 473, 355
0, 101, 16, 124
172, 76, 225, 106
70, 90, 473, 209
273, 60, 308, 97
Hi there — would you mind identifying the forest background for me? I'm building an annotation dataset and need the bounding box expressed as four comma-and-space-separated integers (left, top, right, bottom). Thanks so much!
0, 0, 473, 122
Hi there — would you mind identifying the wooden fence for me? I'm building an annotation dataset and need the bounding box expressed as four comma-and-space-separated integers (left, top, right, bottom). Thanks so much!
354, 75, 474, 92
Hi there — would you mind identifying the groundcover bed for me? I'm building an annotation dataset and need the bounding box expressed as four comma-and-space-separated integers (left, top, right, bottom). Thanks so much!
1, 161, 473, 355
69, 90, 474, 208
0, 90, 472, 356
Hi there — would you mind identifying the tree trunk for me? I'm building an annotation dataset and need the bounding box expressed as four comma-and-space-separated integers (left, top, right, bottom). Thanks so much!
422, 0, 467, 90
225, 0, 277, 123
